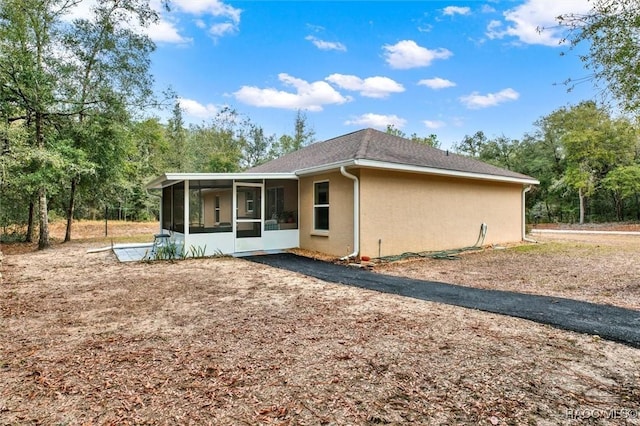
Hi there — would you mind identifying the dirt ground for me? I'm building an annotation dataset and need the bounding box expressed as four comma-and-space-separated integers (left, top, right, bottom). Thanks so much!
377, 232, 640, 311
1, 221, 639, 425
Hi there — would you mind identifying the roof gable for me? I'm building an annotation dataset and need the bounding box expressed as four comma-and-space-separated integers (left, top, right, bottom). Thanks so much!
248, 128, 537, 183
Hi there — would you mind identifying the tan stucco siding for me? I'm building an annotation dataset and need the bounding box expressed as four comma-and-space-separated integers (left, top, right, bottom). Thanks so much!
202, 190, 232, 226
299, 172, 355, 257
359, 169, 523, 258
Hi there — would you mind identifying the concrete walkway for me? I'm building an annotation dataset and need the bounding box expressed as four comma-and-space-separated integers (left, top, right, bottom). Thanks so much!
531, 229, 640, 236
245, 253, 640, 348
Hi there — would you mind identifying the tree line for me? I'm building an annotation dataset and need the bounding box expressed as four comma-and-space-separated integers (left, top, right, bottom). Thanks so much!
1, 0, 639, 248
451, 101, 640, 224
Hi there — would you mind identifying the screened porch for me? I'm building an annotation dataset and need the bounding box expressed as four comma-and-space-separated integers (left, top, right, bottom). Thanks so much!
148, 173, 300, 256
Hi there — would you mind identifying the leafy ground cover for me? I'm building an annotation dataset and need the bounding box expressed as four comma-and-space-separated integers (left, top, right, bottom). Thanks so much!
0, 221, 638, 425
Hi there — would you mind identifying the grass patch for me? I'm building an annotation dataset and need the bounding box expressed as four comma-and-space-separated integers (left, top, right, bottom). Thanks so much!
510, 242, 571, 254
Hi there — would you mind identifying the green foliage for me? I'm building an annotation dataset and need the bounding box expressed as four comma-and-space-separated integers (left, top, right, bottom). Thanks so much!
271, 110, 315, 156
452, 101, 640, 224
559, 0, 640, 112
147, 242, 209, 261
385, 125, 441, 148
454, 131, 487, 157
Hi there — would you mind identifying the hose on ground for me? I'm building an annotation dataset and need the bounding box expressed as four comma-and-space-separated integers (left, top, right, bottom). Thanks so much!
375, 223, 488, 263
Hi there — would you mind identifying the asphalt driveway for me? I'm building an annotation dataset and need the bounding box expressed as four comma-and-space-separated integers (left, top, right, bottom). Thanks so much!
245, 253, 640, 348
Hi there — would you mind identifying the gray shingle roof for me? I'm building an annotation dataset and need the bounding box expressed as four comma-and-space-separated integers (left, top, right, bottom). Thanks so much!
248, 128, 536, 182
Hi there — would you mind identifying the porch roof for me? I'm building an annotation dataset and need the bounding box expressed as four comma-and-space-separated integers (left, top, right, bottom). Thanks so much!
146, 172, 298, 190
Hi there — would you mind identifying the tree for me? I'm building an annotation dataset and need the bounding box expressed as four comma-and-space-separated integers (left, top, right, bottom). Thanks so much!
559, 0, 640, 112
58, 0, 157, 241
454, 131, 487, 157
602, 165, 640, 220
478, 136, 520, 170
272, 110, 315, 156
0, 0, 69, 249
241, 123, 275, 169
410, 133, 441, 148
166, 101, 188, 171
554, 101, 636, 223
385, 124, 406, 137
385, 125, 441, 148
0, 0, 158, 246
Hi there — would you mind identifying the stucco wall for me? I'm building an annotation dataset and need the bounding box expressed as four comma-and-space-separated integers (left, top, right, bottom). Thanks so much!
299, 171, 355, 257
359, 169, 523, 258
203, 189, 232, 226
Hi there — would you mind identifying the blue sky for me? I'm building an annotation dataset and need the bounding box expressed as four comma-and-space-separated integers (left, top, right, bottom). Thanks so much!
74, 0, 596, 149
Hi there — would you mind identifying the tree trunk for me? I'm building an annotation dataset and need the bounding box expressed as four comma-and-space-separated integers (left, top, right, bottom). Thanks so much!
26, 201, 35, 243
35, 111, 50, 250
38, 186, 50, 249
578, 187, 585, 225
64, 177, 77, 242
615, 193, 623, 221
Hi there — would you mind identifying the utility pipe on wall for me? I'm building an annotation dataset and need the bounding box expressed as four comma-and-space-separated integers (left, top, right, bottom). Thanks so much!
522, 185, 536, 243
340, 166, 359, 260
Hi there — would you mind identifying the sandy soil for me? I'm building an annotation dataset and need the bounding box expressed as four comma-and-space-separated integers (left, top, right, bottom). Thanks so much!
377, 233, 640, 311
0, 222, 639, 425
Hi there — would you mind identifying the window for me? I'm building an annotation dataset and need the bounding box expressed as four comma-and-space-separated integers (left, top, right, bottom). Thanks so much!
314, 181, 329, 231
245, 191, 254, 213
215, 196, 220, 223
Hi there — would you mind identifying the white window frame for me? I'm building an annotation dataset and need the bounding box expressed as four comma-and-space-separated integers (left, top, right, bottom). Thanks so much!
313, 180, 330, 233
245, 191, 254, 213
214, 195, 221, 224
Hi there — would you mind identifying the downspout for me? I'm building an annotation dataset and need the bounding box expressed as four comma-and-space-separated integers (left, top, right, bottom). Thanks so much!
340, 166, 359, 260
522, 185, 536, 243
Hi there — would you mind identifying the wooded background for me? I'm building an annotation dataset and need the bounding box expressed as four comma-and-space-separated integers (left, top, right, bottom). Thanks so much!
1, 0, 639, 248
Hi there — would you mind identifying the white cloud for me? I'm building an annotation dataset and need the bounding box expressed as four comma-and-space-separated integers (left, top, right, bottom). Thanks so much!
148, 19, 192, 44
481, 5, 497, 13
234, 73, 351, 111
172, 0, 242, 40
60, 0, 241, 44
345, 113, 406, 129
487, 0, 591, 46
306, 36, 347, 52
171, 0, 241, 23
326, 74, 404, 98
423, 120, 446, 129
443, 6, 471, 16
179, 98, 219, 119
460, 88, 520, 109
209, 22, 236, 37
383, 40, 452, 69
418, 77, 456, 90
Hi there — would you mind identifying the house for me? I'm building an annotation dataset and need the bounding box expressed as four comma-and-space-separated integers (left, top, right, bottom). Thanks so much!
146, 128, 539, 259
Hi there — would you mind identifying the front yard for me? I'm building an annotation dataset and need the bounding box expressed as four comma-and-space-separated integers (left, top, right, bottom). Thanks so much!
0, 223, 639, 424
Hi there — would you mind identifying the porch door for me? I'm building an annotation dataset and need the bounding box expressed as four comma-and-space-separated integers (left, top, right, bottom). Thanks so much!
234, 182, 263, 252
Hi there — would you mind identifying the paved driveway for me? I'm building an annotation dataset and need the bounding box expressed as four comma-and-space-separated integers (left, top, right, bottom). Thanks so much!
245, 253, 640, 348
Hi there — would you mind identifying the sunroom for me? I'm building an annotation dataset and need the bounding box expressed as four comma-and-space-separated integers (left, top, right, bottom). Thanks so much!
146, 173, 299, 256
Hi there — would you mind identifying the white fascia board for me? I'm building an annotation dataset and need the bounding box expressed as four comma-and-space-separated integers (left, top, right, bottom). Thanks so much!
294, 160, 356, 177
354, 159, 540, 185
146, 172, 298, 189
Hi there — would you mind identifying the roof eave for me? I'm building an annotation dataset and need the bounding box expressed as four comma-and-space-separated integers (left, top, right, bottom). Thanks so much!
293, 160, 356, 177
145, 172, 299, 190
353, 159, 539, 185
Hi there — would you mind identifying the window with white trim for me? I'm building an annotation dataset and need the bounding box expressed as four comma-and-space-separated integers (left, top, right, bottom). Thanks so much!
314, 181, 329, 231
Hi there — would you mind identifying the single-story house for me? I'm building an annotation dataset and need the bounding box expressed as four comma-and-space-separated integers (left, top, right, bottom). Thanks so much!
146, 128, 539, 259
